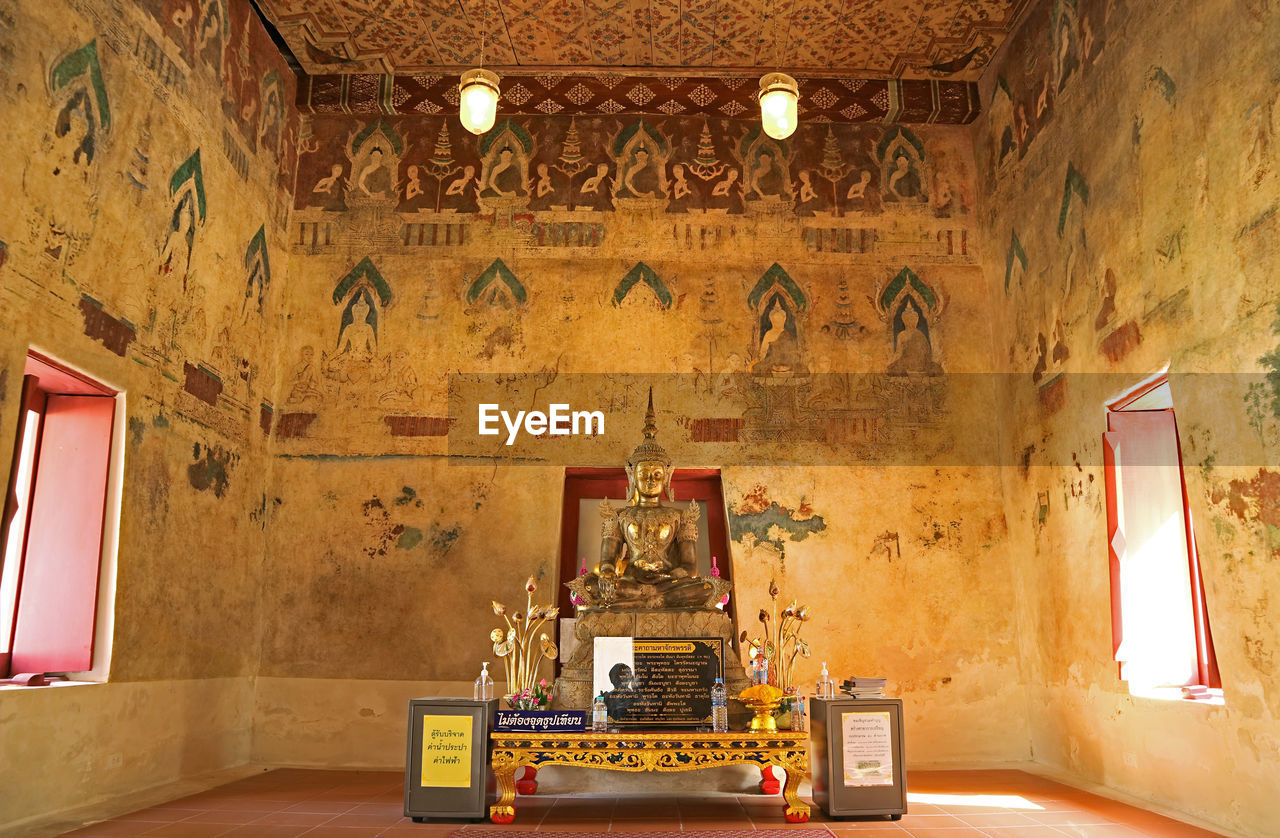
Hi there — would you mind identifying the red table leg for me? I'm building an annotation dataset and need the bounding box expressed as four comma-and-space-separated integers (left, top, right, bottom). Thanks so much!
516, 765, 538, 795
760, 765, 781, 795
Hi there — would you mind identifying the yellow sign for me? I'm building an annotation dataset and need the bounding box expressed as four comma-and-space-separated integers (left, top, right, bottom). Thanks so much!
420, 714, 473, 788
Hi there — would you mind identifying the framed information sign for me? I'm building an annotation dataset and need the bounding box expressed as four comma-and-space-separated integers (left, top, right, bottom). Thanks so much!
404, 697, 497, 820
808, 697, 906, 819
593, 636, 724, 727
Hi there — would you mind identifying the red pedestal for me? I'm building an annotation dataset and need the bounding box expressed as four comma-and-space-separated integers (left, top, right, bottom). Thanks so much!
760, 764, 781, 795
515, 766, 538, 795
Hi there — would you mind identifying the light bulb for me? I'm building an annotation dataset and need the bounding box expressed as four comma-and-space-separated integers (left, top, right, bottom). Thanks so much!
758, 72, 799, 140
458, 68, 500, 135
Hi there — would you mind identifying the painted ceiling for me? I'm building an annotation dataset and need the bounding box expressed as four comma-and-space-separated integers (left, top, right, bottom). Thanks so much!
258, 0, 1031, 81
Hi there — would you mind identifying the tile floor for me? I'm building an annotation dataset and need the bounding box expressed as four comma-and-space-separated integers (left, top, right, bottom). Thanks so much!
58, 768, 1225, 838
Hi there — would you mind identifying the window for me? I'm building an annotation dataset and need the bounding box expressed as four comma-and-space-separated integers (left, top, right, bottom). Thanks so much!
1103, 373, 1220, 699
1, 352, 121, 681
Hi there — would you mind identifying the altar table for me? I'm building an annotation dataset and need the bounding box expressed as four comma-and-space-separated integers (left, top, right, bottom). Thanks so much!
488, 730, 811, 823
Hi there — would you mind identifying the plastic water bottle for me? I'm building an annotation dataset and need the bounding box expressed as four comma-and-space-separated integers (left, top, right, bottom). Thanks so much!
592, 693, 609, 732
815, 661, 834, 699
474, 661, 494, 700
791, 695, 807, 732
751, 651, 769, 685
711, 677, 728, 732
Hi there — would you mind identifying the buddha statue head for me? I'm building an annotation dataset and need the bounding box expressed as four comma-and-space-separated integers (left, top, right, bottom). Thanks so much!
625, 389, 674, 505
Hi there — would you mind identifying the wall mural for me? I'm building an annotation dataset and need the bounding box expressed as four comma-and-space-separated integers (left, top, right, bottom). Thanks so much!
281, 110, 978, 454
49, 40, 110, 169
983, 0, 1126, 184
294, 115, 974, 224
136, 0, 299, 192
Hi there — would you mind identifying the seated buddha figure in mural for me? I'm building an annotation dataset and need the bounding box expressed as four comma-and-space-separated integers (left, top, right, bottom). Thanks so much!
568, 392, 730, 611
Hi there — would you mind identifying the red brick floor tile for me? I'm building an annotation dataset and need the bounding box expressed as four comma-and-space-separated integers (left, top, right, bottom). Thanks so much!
1027, 812, 1115, 827
62, 822, 169, 837
282, 802, 362, 815
895, 814, 970, 828
180, 811, 270, 825
250, 813, 339, 827
1051, 827, 1149, 838
112, 808, 201, 823
216, 826, 313, 838
142, 824, 238, 837
954, 812, 1045, 828
51, 768, 1234, 838
322, 814, 407, 829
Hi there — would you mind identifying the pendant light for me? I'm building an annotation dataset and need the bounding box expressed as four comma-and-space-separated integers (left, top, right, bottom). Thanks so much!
758, 73, 798, 140
757, 11, 797, 140
459, 0, 499, 135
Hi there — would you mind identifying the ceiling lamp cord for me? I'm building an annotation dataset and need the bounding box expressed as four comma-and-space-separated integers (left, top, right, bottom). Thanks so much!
459, 0, 500, 135
758, 7, 798, 140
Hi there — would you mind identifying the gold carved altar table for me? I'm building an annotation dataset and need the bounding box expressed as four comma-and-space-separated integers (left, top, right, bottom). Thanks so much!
488, 730, 811, 823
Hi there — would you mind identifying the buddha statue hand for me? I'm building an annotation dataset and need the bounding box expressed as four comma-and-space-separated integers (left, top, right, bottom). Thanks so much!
597, 565, 618, 603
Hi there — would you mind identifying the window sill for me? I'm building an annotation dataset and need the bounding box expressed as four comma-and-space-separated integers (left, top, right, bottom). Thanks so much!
0, 678, 106, 691
1127, 684, 1224, 705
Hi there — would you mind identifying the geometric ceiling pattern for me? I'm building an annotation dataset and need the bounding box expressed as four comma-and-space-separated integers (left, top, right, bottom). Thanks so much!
299, 72, 981, 123
259, 0, 1032, 81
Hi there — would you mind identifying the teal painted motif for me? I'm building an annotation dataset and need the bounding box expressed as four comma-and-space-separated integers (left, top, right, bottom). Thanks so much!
353, 118, 404, 156
1245, 302, 1280, 431
879, 267, 937, 312
1057, 162, 1090, 237
875, 126, 925, 163
1145, 67, 1176, 103
729, 501, 827, 552
1004, 232, 1027, 294
614, 118, 669, 157
333, 257, 392, 306
613, 262, 672, 308
479, 118, 533, 156
467, 258, 527, 306
990, 75, 1012, 106
51, 40, 110, 132
748, 263, 806, 312
170, 149, 207, 222
736, 124, 789, 160
244, 226, 270, 315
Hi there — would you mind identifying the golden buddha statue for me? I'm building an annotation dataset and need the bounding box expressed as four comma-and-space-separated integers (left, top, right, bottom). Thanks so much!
568, 391, 731, 611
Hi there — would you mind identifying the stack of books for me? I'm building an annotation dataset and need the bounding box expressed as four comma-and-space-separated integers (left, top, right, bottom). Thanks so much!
841, 676, 887, 699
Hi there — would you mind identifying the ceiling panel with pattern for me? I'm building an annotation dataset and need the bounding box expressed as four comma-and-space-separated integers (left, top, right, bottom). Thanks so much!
258, 0, 1031, 81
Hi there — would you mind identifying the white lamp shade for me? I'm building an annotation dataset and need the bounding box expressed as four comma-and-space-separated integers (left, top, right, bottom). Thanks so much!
758, 73, 798, 140
459, 68, 500, 135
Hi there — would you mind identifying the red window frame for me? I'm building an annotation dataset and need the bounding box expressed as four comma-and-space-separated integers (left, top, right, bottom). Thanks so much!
1103, 378, 1219, 692
0, 352, 116, 678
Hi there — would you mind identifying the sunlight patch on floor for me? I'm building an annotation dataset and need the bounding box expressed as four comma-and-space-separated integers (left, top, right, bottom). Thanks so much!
906, 792, 1045, 810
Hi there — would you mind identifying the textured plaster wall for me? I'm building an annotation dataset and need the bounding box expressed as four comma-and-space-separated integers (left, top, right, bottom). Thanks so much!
0, 0, 296, 828
975, 0, 1280, 835
259, 110, 1032, 767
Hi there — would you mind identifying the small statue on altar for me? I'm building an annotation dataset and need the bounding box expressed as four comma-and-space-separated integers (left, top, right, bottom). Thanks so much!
568, 390, 731, 610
